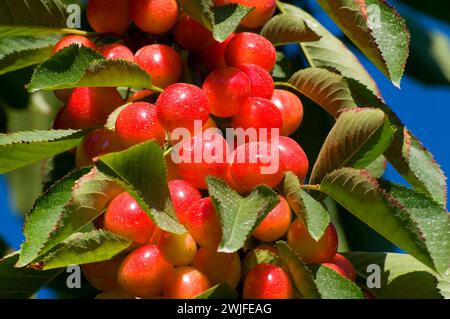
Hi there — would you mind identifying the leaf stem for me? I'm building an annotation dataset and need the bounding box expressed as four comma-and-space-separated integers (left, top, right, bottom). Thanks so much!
301, 184, 321, 191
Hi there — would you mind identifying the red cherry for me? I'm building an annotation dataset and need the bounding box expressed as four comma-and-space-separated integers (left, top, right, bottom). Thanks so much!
197, 33, 236, 72
236, 63, 274, 99
214, 0, 276, 28
225, 32, 277, 72
253, 195, 292, 242
118, 245, 174, 298
323, 263, 349, 279
163, 266, 211, 299
168, 179, 202, 225
327, 254, 356, 281
99, 43, 135, 61
159, 231, 198, 266
75, 129, 123, 167
52, 106, 72, 130
82, 257, 124, 292
156, 83, 210, 133
87, 0, 131, 34
173, 16, 215, 51
276, 136, 309, 183
104, 192, 156, 245
271, 89, 304, 136
135, 44, 182, 89
66, 87, 124, 129
243, 264, 294, 299
52, 35, 97, 54
115, 102, 166, 148
54, 89, 73, 103
203, 67, 251, 118
130, 0, 179, 34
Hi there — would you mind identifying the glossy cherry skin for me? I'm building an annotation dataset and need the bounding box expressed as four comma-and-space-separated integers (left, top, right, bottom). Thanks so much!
173, 16, 215, 51
130, 0, 179, 34
168, 179, 202, 225
275, 136, 309, 183
75, 129, 123, 167
82, 257, 124, 292
158, 231, 198, 266
104, 192, 156, 245
243, 264, 294, 299
225, 32, 277, 72
66, 87, 124, 129
163, 266, 210, 299
271, 89, 304, 136
230, 141, 284, 194
118, 245, 174, 298
236, 63, 274, 99
52, 35, 97, 54
203, 67, 251, 118
214, 0, 276, 28
253, 195, 292, 242
324, 254, 356, 281
242, 244, 279, 278
173, 132, 229, 189
197, 33, 236, 72
135, 44, 183, 89
193, 248, 241, 289
52, 106, 72, 129
87, 0, 131, 34
99, 43, 135, 61
287, 219, 338, 264
184, 198, 222, 250
115, 102, 166, 148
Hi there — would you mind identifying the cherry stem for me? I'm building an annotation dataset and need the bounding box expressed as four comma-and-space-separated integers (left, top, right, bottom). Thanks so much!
301, 184, 321, 191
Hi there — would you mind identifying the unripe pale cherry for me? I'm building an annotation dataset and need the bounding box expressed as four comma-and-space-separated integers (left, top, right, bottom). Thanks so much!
82, 257, 124, 292
104, 192, 156, 245
276, 136, 309, 183
214, 0, 276, 28
252, 196, 292, 242
130, 0, 179, 34
115, 102, 166, 148
118, 245, 174, 298
87, 0, 131, 34
173, 16, 215, 51
243, 264, 294, 299
135, 44, 182, 89
163, 266, 211, 299
158, 231, 198, 266
52, 35, 97, 54
236, 63, 274, 99
197, 33, 236, 72
193, 248, 241, 289
271, 89, 304, 136
202, 67, 252, 118
168, 179, 202, 225
75, 129, 123, 167
323, 253, 356, 281
225, 32, 277, 72
287, 219, 338, 264
99, 43, 135, 61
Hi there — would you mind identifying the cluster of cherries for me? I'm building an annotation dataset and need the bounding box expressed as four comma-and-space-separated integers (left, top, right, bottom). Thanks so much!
51, 0, 358, 299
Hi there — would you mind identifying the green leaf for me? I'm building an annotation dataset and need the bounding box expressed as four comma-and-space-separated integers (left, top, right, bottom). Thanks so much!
272, 51, 292, 80
317, 0, 410, 87
0, 26, 87, 38
314, 265, 364, 299
39, 230, 132, 270
98, 141, 185, 234
104, 103, 131, 131
260, 13, 321, 46
0, 0, 68, 27
364, 155, 387, 178
0, 129, 85, 174
310, 108, 395, 184
195, 283, 238, 299
282, 172, 330, 241
0, 252, 61, 299
242, 246, 280, 278
206, 177, 279, 253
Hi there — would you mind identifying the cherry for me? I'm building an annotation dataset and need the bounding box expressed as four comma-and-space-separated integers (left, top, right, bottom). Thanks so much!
197, 33, 236, 72
75, 129, 123, 167
99, 43, 135, 61
214, 0, 276, 29
118, 245, 173, 298
163, 266, 211, 299
87, 0, 131, 34
193, 248, 241, 289
322, 263, 349, 279
130, 0, 179, 34
173, 16, 215, 51
104, 192, 156, 245
66, 87, 124, 129
115, 102, 166, 148
225, 33, 277, 72
135, 44, 183, 89
242, 244, 279, 278
271, 89, 304, 136
236, 64, 274, 100
287, 219, 338, 264
52, 106, 72, 130
252, 195, 292, 242
52, 35, 97, 54
168, 179, 202, 225
243, 264, 294, 299
184, 198, 222, 249
82, 257, 123, 292
323, 254, 356, 281
54, 89, 73, 103
158, 231, 198, 266
166, 154, 181, 181
275, 136, 309, 183
203, 67, 251, 118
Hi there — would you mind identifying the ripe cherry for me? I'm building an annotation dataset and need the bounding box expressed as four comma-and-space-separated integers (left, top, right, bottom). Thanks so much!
104, 192, 156, 245
323, 254, 356, 281
271, 90, 304, 136
168, 179, 202, 225
193, 248, 241, 289
130, 0, 179, 34
52, 35, 97, 54
99, 43, 135, 61
197, 33, 236, 72
173, 16, 215, 51
115, 102, 166, 148
236, 64, 274, 100
184, 198, 222, 249
163, 266, 210, 299
118, 245, 174, 298
75, 129, 123, 167
252, 195, 292, 242
87, 0, 131, 34
225, 33, 277, 72
52, 106, 72, 130
54, 89, 73, 103
203, 67, 251, 118
82, 257, 124, 292
66, 87, 124, 129
214, 0, 276, 29
158, 231, 198, 266
242, 244, 279, 278
243, 264, 294, 299
287, 219, 338, 264
275, 136, 309, 182
135, 44, 183, 89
